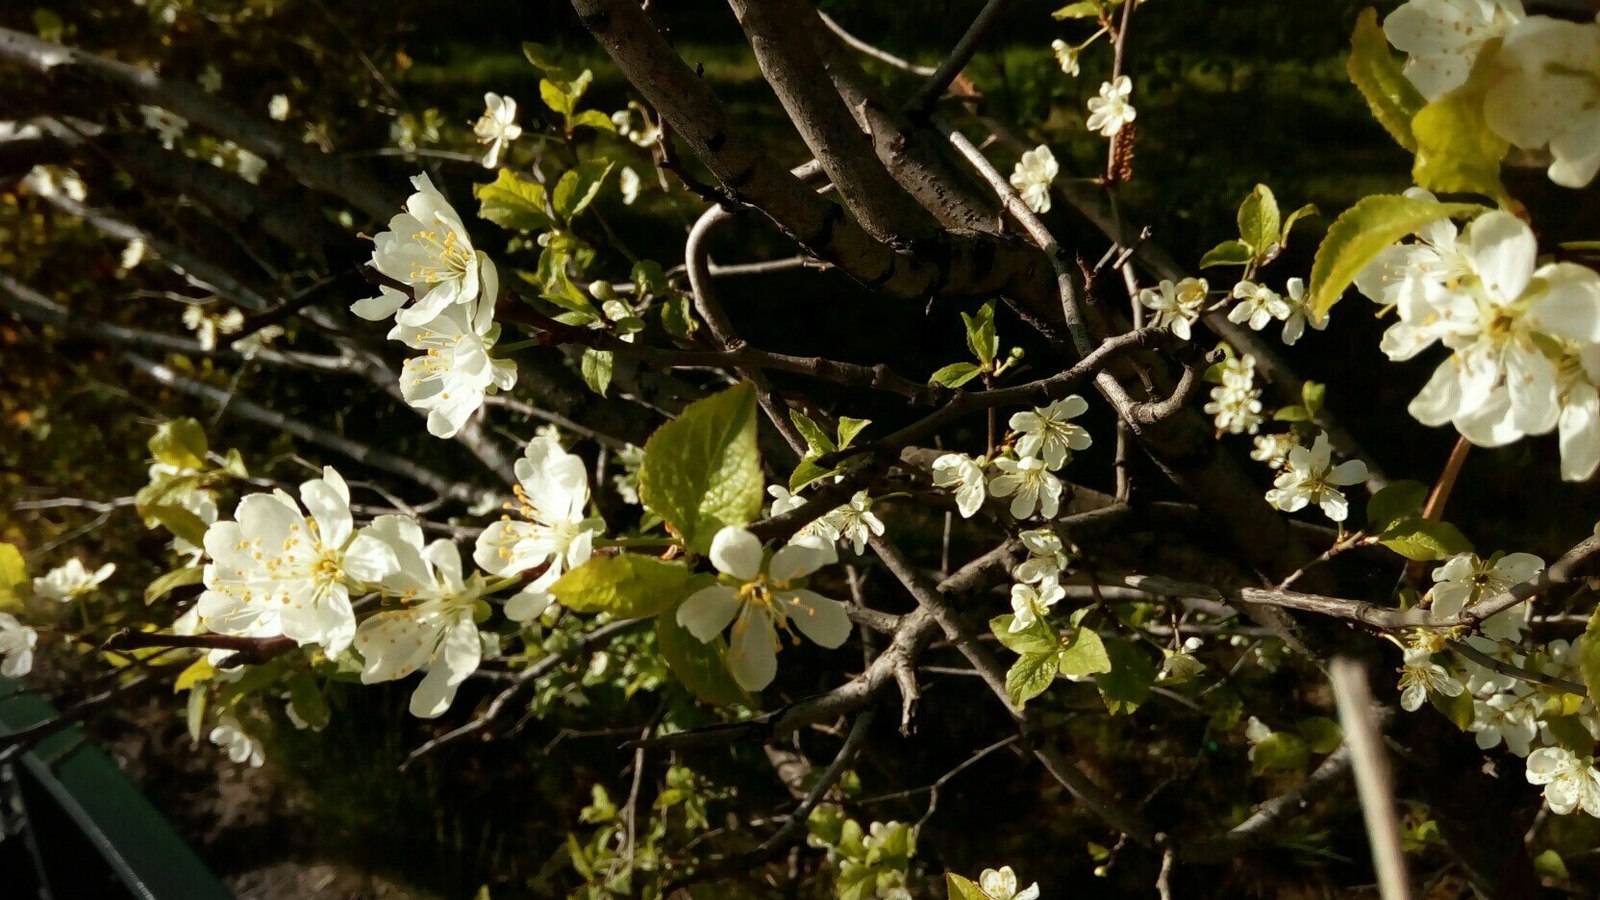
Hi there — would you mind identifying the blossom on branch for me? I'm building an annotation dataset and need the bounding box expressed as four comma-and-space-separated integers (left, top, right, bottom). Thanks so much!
1264, 433, 1368, 522
32, 558, 115, 602
474, 436, 601, 581
198, 467, 399, 657
676, 527, 851, 691
1008, 145, 1057, 214
473, 92, 522, 169
1009, 395, 1092, 470
1086, 75, 1135, 137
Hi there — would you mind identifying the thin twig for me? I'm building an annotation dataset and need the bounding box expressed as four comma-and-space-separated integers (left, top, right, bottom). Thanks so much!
1330, 657, 1412, 900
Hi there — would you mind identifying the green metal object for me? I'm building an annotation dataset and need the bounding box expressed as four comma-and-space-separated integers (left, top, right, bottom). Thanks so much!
0, 680, 234, 899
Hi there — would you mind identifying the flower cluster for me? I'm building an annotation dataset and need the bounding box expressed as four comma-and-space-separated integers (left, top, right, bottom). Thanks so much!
1385, 0, 1600, 187
1355, 194, 1600, 480
1008, 145, 1057, 214
1227, 277, 1319, 346
1264, 432, 1368, 522
932, 395, 1092, 524
354, 174, 517, 438
1138, 276, 1207, 340
1204, 352, 1264, 435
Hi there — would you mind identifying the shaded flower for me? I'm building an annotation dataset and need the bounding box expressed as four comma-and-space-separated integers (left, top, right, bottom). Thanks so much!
1008, 145, 1058, 214
32, 558, 115, 602
1009, 395, 1092, 470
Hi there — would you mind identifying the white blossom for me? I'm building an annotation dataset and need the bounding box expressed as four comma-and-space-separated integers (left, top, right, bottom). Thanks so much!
197, 467, 399, 657
120, 238, 147, 272
821, 491, 885, 555
140, 105, 188, 149
355, 516, 489, 718
32, 558, 115, 602
611, 101, 661, 147
0, 613, 38, 677
1205, 383, 1264, 435
182, 305, 244, 352
1009, 395, 1092, 470
767, 484, 806, 517
1228, 281, 1288, 332
1428, 551, 1543, 641
20, 165, 87, 202
1526, 746, 1600, 816
473, 92, 523, 169
1383, 0, 1524, 101
1483, 15, 1600, 188
932, 453, 988, 519
1251, 432, 1299, 469
365, 173, 496, 327
1470, 692, 1537, 756
208, 716, 265, 767
1008, 145, 1057, 214
987, 456, 1063, 520
231, 324, 285, 359
1008, 578, 1064, 632
386, 291, 517, 439
676, 527, 851, 691
1279, 277, 1323, 346
1051, 39, 1080, 77
1138, 277, 1207, 341
619, 166, 641, 205
1397, 647, 1464, 712
979, 865, 1040, 900
474, 436, 601, 581
1015, 528, 1068, 584
1265, 432, 1368, 522
1086, 75, 1136, 137
268, 94, 291, 121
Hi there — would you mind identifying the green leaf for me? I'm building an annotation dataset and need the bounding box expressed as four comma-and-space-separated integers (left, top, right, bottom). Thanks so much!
552, 160, 614, 221
146, 503, 211, 549
1199, 239, 1254, 269
474, 169, 551, 232
1411, 46, 1510, 202
1379, 518, 1473, 561
1296, 716, 1344, 754
1238, 184, 1282, 259
1273, 405, 1311, 423
1052, 1, 1102, 19
929, 362, 982, 388
186, 686, 207, 743
149, 418, 208, 470
1307, 193, 1485, 319
536, 267, 601, 320
539, 78, 573, 117
570, 109, 617, 133
1347, 7, 1425, 151
660, 293, 697, 341
286, 670, 331, 731
1301, 381, 1327, 419
836, 417, 871, 449
1094, 637, 1155, 715
1579, 612, 1600, 706
144, 565, 204, 605
1367, 480, 1428, 533
1534, 849, 1570, 881
1006, 650, 1060, 709
656, 601, 753, 706
790, 410, 836, 456
522, 42, 574, 81
961, 302, 998, 366
639, 382, 763, 554
789, 458, 838, 494
1430, 683, 1476, 730
0, 543, 26, 611
1281, 203, 1320, 245
549, 554, 694, 618
580, 348, 612, 397
990, 614, 1058, 655
1058, 626, 1113, 678
946, 873, 987, 900
1250, 732, 1310, 775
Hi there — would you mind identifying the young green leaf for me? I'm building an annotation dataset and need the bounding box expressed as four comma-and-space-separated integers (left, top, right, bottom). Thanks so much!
990, 614, 1058, 655
1366, 480, 1428, 533
580, 348, 612, 397
1095, 637, 1155, 715
836, 417, 871, 449
1006, 650, 1061, 709
150, 418, 208, 470
1238, 184, 1282, 259
1280, 203, 1320, 245
1579, 610, 1600, 705
1052, 1, 1102, 19
929, 362, 982, 388
549, 554, 694, 618
1308, 193, 1485, 318
1199, 239, 1254, 269
145, 565, 204, 605
638, 382, 763, 554
1250, 732, 1310, 775
0, 543, 26, 611
1378, 518, 1473, 561
790, 410, 836, 456
1058, 626, 1113, 678
1347, 7, 1425, 151
945, 873, 987, 900
961, 302, 999, 367
474, 169, 551, 232
656, 603, 753, 707
1411, 46, 1510, 202
552, 160, 615, 222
